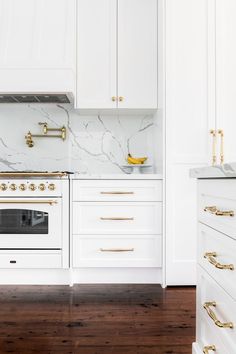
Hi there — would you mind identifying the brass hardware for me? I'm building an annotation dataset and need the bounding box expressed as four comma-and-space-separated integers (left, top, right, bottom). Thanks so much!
203, 345, 216, 354
0, 183, 7, 191
204, 252, 234, 270
204, 206, 234, 217
218, 129, 224, 165
25, 123, 66, 147
48, 183, 56, 191
100, 248, 134, 252
100, 217, 134, 221
112, 96, 117, 102
0, 200, 57, 206
210, 129, 217, 166
9, 184, 17, 191
28, 183, 36, 191
203, 301, 234, 328
0, 172, 67, 178
19, 184, 26, 191
100, 191, 134, 195
119, 96, 124, 102
38, 183, 46, 191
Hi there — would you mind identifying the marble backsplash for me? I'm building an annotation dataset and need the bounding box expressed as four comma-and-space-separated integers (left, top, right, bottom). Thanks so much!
0, 104, 156, 174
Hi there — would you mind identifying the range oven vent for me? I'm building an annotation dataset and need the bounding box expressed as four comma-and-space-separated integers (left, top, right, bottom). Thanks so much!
0, 93, 73, 104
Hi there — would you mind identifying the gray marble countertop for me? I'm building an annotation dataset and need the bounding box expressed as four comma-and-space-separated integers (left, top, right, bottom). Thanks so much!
190, 162, 236, 178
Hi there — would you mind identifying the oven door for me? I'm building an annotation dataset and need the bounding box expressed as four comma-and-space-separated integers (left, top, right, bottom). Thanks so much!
0, 198, 62, 249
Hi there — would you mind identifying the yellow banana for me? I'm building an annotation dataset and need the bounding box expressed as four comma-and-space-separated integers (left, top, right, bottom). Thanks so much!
127, 154, 148, 165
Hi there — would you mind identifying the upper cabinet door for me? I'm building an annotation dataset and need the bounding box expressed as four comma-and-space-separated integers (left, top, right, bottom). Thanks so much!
76, 0, 117, 109
117, 0, 158, 109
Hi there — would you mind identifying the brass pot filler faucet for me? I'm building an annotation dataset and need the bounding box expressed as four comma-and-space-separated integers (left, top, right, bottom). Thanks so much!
25, 122, 66, 148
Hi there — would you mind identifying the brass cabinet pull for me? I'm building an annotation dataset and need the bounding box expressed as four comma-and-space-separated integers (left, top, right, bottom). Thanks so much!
119, 96, 124, 102
100, 217, 134, 221
0, 200, 57, 206
111, 96, 117, 102
210, 129, 217, 166
203, 301, 234, 328
218, 129, 224, 165
204, 206, 234, 217
203, 345, 216, 354
100, 248, 134, 252
204, 252, 234, 270
100, 191, 134, 195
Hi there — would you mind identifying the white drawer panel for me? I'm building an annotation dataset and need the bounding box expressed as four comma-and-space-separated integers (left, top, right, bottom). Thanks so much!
198, 179, 236, 240
197, 267, 236, 351
0, 251, 62, 269
73, 202, 162, 235
72, 180, 162, 201
198, 223, 236, 301
73, 235, 162, 268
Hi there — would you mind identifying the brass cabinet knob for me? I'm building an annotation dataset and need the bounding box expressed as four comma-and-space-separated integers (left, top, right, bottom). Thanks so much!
28, 183, 36, 191
9, 184, 17, 191
112, 96, 117, 102
19, 184, 26, 191
203, 345, 216, 354
0, 183, 7, 191
48, 183, 56, 191
38, 183, 46, 191
119, 96, 124, 102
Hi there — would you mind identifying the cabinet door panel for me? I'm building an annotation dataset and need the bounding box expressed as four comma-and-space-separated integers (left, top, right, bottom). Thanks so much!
76, 0, 117, 109
118, 0, 157, 109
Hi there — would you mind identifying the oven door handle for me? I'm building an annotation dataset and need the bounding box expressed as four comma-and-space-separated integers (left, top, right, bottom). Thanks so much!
0, 200, 58, 206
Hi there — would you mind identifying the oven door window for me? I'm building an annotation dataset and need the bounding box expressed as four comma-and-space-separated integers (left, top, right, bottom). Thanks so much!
0, 209, 48, 234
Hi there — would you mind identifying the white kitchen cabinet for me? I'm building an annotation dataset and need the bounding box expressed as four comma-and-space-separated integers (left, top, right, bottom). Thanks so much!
0, 0, 76, 93
76, 0, 157, 110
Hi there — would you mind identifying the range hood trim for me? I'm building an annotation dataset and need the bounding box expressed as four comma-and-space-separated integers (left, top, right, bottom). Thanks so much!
0, 92, 74, 104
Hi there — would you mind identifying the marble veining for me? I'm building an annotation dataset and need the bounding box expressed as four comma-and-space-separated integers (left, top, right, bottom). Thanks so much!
0, 104, 156, 174
190, 162, 236, 178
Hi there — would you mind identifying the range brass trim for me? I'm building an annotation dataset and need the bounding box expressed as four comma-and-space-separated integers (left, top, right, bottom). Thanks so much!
203, 345, 216, 354
0, 172, 68, 178
204, 252, 234, 270
0, 200, 57, 206
203, 301, 234, 329
100, 248, 134, 252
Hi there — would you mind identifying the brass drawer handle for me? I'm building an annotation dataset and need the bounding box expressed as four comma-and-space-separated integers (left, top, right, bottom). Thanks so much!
100, 217, 134, 221
203, 345, 216, 354
204, 252, 234, 270
204, 206, 234, 217
203, 301, 234, 328
100, 191, 134, 195
100, 248, 134, 252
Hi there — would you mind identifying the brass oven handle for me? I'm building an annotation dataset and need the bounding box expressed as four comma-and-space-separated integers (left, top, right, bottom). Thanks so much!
218, 129, 224, 165
100, 217, 134, 221
204, 252, 234, 270
0, 200, 57, 206
203, 301, 234, 328
204, 206, 234, 217
203, 345, 216, 354
210, 129, 217, 166
100, 191, 134, 195
100, 248, 134, 252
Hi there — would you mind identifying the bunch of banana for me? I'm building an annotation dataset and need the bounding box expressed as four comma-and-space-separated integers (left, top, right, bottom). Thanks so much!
127, 153, 148, 165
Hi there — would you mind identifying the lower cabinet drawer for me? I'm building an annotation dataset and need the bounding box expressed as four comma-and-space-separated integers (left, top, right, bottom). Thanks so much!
73, 235, 162, 268
197, 267, 236, 352
0, 251, 62, 269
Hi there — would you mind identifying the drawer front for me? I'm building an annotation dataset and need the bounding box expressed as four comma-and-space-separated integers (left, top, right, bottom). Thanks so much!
197, 267, 236, 351
72, 180, 162, 201
73, 202, 162, 235
198, 179, 236, 240
198, 223, 236, 301
73, 235, 162, 268
0, 251, 62, 269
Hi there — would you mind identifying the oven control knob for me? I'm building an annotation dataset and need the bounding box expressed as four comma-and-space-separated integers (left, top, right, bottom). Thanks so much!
38, 183, 46, 191
0, 183, 7, 191
29, 183, 36, 191
19, 183, 26, 191
48, 183, 56, 191
9, 183, 17, 191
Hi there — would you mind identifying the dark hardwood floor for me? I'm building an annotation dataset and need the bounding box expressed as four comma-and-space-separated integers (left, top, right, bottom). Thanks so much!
0, 285, 196, 354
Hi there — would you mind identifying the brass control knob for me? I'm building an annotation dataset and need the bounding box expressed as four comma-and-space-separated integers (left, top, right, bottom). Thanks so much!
9, 184, 17, 191
48, 183, 56, 191
19, 184, 26, 191
29, 183, 36, 191
0, 183, 7, 191
38, 183, 46, 191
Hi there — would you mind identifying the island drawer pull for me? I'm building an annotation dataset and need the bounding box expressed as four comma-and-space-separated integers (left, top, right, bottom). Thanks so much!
204, 252, 234, 270
203, 301, 234, 328
100, 191, 134, 195
100, 248, 134, 252
204, 206, 234, 217
100, 217, 134, 221
203, 345, 216, 354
